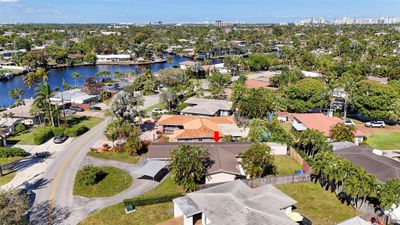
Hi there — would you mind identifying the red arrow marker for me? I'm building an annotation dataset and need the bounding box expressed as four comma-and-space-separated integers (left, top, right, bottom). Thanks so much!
213, 131, 220, 142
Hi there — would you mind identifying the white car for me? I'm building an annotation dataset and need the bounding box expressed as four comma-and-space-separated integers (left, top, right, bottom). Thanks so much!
152, 108, 168, 114
365, 121, 385, 128
343, 119, 355, 126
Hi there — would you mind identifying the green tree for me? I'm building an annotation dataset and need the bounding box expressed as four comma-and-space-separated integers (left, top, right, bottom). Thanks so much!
62, 79, 70, 90
294, 129, 332, 157
285, 78, 328, 113
0, 190, 29, 225
8, 88, 25, 107
33, 82, 58, 127
125, 128, 142, 156
160, 89, 179, 111
246, 54, 270, 71
207, 72, 231, 99
378, 179, 400, 209
111, 91, 143, 122
329, 123, 356, 142
248, 119, 267, 142
239, 143, 276, 178
169, 145, 211, 191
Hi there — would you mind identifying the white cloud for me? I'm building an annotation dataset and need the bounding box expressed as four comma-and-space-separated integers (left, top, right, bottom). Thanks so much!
0, 0, 18, 2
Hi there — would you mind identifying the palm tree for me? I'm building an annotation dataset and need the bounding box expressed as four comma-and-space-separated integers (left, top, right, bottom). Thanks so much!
8, 88, 25, 107
71, 72, 81, 87
160, 89, 178, 111
24, 72, 38, 89
34, 83, 59, 127
35, 67, 48, 82
166, 55, 174, 65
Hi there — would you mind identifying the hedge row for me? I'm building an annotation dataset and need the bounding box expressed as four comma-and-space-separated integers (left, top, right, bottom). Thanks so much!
33, 125, 90, 145
123, 193, 183, 207
0, 147, 28, 158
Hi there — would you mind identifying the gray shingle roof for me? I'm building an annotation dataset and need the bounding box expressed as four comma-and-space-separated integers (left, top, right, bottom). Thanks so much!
334, 145, 400, 182
181, 97, 232, 116
336, 216, 370, 225
184, 180, 297, 225
173, 196, 201, 217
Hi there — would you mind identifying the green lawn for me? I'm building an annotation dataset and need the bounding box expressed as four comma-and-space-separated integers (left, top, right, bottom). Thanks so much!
87, 151, 140, 164
7, 132, 36, 145
367, 131, 400, 150
274, 155, 302, 176
7, 116, 103, 145
0, 170, 16, 186
144, 102, 165, 114
73, 166, 132, 198
277, 182, 357, 225
0, 156, 23, 166
79, 176, 185, 225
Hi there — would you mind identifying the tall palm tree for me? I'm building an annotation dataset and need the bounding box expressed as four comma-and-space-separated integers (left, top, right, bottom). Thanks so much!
71, 72, 81, 87
160, 89, 178, 111
35, 67, 48, 82
34, 83, 59, 127
8, 88, 25, 107
24, 72, 38, 89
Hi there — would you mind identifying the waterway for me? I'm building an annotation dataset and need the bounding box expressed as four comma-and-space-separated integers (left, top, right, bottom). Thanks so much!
0, 55, 221, 106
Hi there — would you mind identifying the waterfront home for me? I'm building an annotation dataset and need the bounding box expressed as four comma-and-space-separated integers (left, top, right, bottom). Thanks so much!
181, 97, 232, 117
179, 61, 196, 70
148, 142, 287, 184
1, 99, 43, 125
96, 54, 131, 63
156, 115, 248, 142
0, 117, 22, 135
159, 180, 298, 225
291, 113, 365, 144
50, 90, 99, 105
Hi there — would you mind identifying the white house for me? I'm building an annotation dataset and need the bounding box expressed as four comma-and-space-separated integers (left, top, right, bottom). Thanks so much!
301, 70, 323, 78
96, 54, 131, 63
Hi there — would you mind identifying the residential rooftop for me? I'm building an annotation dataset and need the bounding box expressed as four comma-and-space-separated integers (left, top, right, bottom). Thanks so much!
181, 97, 232, 116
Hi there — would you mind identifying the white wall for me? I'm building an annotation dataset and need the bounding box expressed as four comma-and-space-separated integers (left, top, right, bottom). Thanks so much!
281, 206, 293, 215
202, 213, 212, 225
268, 143, 288, 156
173, 201, 184, 218
206, 173, 236, 184
184, 216, 193, 225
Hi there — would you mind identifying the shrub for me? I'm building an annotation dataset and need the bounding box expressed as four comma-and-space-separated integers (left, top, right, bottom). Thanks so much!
14, 124, 27, 133
0, 147, 28, 158
52, 127, 66, 136
123, 193, 182, 207
33, 128, 54, 145
78, 165, 108, 186
64, 125, 89, 137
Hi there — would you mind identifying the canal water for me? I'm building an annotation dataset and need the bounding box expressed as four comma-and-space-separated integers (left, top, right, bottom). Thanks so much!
0, 55, 220, 106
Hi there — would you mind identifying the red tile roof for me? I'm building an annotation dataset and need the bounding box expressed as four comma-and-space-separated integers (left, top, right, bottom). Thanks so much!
292, 113, 365, 137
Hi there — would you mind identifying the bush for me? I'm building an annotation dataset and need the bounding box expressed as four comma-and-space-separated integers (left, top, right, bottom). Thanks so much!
0, 147, 28, 158
33, 128, 54, 145
64, 125, 89, 137
78, 165, 108, 186
14, 124, 27, 133
123, 193, 182, 207
52, 127, 66, 136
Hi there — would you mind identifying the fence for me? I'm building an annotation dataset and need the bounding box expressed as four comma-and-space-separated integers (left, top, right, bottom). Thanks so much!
359, 202, 391, 225
197, 173, 311, 190
289, 147, 311, 173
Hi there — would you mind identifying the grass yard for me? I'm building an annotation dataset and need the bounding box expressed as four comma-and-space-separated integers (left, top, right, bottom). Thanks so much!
0, 170, 16, 186
144, 102, 165, 114
274, 155, 302, 176
8, 116, 103, 145
367, 131, 400, 150
277, 182, 357, 225
87, 151, 140, 164
0, 156, 23, 166
79, 176, 185, 225
73, 166, 132, 198
7, 132, 36, 145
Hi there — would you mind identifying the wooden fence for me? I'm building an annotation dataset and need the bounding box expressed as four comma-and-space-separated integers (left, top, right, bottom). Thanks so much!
197, 173, 311, 190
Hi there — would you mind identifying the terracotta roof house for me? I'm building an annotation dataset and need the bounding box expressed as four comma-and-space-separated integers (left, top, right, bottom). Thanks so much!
164, 180, 298, 225
181, 98, 232, 116
148, 142, 287, 184
334, 145, 400, 182
291, 113, 365, 144
157, 115, 248, 142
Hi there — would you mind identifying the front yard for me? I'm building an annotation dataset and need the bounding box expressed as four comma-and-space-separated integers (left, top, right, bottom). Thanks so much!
277, 182, 357, 225
73, 166, 132, 198
0, 156, 24, 186
79, 176, 185, 225
367, 131, 400, 150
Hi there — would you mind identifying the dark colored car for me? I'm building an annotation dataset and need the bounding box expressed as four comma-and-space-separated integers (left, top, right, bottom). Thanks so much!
70, 105, 84, 112
90, 106, 101, 111
53, 134, 69, 144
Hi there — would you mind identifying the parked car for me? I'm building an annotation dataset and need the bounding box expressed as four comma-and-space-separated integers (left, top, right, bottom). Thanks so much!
365, 121, 385, 128
343, 119, 355, 126
152, 108, 168, 114
70, 105, 84, 112
53, 134, 69, 144
90, 106, 101, 111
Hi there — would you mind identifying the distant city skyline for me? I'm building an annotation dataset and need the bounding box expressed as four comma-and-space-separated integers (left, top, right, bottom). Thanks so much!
0, 0, 399, 24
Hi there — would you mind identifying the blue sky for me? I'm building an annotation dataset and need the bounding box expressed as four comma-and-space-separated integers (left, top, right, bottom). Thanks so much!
0, 0, 399, 23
